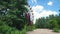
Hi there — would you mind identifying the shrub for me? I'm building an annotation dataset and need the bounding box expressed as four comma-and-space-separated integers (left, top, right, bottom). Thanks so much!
53, 27, 59, 32
26, 25, 36, 31
20, 25, 27, 34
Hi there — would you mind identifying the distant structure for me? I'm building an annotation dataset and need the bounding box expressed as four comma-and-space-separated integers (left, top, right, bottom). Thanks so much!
25, 5, 34, 26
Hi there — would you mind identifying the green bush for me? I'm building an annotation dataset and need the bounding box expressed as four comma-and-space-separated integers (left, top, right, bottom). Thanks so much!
26, 25, 36, 31
20, 25, 27, 34
53, 27, 59, 32
27, 26, 33, 31
20, 29, 26, 34
48, 20, 58, 29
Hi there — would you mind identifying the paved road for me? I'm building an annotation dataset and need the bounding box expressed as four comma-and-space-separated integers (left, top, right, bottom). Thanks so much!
26, 29, 60, 34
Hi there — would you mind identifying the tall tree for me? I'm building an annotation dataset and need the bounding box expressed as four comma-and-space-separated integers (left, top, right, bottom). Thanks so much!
0, 0, 28, 30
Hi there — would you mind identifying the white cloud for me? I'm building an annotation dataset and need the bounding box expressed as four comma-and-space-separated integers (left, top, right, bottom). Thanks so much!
39, 10, 58, 17
31, 0, 37, 3
32, 5, 44, 13
47, 1, 53, 6
32, 5, 58, 24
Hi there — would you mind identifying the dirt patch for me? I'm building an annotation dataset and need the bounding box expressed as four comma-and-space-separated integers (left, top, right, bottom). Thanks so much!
26, 29, 60, 34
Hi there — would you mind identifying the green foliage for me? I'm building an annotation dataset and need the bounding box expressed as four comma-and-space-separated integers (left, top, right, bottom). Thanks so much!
26, 25, 36, 31
20, 26, 27, 34
0, 0, 28, 30
35, 14, 60, 30
35, 18, 48, 28
0, 0, 29, 34
0, 20, 27, 34
48, 19, 58, 29
53, 27, 59, 32
26, 26, 33, 31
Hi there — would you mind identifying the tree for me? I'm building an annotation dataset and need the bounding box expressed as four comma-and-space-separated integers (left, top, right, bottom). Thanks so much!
0, 0, 30, 34
35, 14, 60, 29
35, 17, 48, 28
48, 19, 58, 29
0, 0, 28, 30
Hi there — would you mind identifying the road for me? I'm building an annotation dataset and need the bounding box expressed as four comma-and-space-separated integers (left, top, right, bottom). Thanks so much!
26, 29, 60, 34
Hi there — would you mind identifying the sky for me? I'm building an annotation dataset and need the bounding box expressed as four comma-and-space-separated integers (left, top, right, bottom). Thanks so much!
28, 0, 60, 24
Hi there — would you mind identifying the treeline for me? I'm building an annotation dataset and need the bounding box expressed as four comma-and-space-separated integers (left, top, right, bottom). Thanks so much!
0, 0, 29, 34
35, 11, 60, 32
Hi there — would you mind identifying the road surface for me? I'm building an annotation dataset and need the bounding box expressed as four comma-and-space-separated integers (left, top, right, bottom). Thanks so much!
26, 29, 60, 34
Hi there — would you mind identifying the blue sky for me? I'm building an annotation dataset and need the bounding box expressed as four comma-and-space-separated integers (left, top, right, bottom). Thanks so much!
28, 0, 60, 24
28, 0, 60, 11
